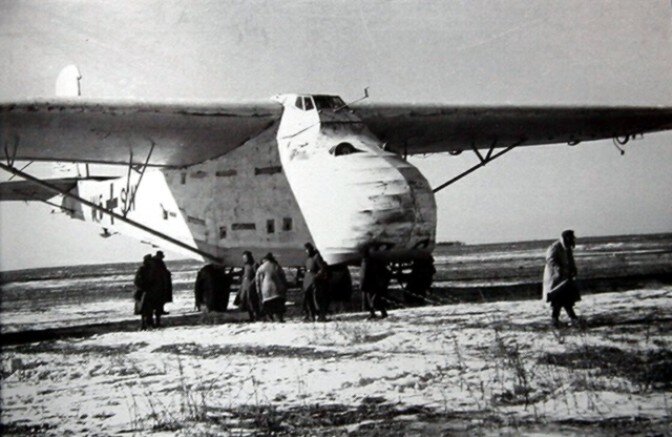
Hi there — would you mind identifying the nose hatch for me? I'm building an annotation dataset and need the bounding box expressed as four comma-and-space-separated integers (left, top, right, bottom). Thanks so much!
347, 159, 436, 257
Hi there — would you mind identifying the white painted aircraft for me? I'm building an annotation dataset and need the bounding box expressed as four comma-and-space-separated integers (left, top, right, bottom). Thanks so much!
1, 82, 672, 289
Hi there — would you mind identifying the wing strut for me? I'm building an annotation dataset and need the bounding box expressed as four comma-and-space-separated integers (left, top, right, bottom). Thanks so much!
432, 140, 524, 193
0, 161, 222, 263
122, 139, 155, 217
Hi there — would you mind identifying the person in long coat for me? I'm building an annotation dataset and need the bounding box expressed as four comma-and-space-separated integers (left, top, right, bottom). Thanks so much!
152, 251, 173, 316
134, 254, 157, 329
238, 251, 261, 321
303, 242, 330, 321
360, 249, 390, 319
194, 264, 232, 312
328, 264, 353, 313
255, 253, 288, 322
542, 229, 581, 326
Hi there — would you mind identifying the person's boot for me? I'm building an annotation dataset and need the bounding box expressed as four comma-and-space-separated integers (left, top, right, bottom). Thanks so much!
380, 309, 388, 319
551, 318, 562, 328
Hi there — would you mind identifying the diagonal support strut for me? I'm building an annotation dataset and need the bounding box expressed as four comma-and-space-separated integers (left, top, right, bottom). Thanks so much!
432, 140, 524, 194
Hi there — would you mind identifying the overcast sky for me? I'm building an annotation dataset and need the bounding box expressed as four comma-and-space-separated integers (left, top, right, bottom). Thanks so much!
1, 0, 671, 271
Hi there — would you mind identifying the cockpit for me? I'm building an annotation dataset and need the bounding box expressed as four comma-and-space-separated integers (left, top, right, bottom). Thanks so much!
293, 95, 346, 111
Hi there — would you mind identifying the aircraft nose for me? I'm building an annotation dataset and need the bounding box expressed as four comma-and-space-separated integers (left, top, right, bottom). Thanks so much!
343, 158, 437, 260
282, 150, 436, 265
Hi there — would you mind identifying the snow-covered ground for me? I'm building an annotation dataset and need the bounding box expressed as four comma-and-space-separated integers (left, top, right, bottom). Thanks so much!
2, 287, 671, 435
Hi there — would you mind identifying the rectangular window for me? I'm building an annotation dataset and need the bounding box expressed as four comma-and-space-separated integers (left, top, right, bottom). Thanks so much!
266, 219, 275, 234
216, 169, 237, 177
232, 223, 256, 231
219, 225, 227, 239
282, 217, 293, 231
254, 166, 282, 176
303, 97, 314, 110
187, 215, 206, 226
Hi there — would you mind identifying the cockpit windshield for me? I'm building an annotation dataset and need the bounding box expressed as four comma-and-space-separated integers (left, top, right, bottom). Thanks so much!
312, 95, 345, 110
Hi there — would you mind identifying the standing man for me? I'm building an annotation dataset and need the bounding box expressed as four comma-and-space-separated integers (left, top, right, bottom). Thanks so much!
543, 230, 581, 327
255, 253, 288, 322
238, 251, 261, 321
152, 251, 173, 322
134, 254, 155, 330
360, 247, 391, 319
303, 243, 330, 322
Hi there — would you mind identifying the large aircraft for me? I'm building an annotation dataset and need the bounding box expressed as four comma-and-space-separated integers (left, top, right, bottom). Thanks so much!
1, 70, 671, 290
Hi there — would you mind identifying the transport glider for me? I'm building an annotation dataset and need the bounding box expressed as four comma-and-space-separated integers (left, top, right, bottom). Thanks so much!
1, 92, 671, 283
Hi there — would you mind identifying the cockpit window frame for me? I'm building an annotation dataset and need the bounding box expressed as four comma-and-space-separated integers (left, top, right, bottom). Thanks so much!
303, 96, 315, 111
313, 95, 345, 110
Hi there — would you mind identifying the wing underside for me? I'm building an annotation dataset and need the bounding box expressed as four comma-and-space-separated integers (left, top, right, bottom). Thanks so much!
0, 100, 282, 167
354, 105, 672, 155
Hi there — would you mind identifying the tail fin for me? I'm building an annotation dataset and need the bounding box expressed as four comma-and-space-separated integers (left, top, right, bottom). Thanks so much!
55, 65, 81, 97
53, 65, 83, 176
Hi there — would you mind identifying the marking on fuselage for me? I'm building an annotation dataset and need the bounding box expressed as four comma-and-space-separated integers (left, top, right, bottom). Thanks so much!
190, 170, 208, 179
105, 184, 118, 224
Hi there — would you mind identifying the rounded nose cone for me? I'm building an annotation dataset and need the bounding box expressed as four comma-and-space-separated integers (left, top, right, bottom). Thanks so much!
282, 148, 436, 265
332, 154, 436, 263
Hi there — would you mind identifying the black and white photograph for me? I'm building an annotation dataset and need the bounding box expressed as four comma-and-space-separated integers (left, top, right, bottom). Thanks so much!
1, 0, 671, 434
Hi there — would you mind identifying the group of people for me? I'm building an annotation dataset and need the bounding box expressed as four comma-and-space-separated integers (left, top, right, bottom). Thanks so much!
238, 251, 289, 322
237, 242, 390, 323
132, 230, 580, 329
133, 251, 173, 329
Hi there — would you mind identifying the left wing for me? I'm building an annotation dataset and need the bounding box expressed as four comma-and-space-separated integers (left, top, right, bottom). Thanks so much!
353, 104, 672, 155
0, 99, 282, 167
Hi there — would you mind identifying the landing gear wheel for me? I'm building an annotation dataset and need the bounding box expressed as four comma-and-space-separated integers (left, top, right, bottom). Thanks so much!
402, 258, 436, 306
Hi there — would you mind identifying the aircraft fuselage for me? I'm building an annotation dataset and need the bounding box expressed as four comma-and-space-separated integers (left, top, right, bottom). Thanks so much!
70, 94, 437, 267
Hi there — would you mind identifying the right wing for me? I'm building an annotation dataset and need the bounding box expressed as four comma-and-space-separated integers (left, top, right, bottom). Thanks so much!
353, 104, 672, 155
0, 99, 282, 167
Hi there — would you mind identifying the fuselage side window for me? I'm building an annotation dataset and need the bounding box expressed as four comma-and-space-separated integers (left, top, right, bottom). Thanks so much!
295, 96, 304, 110
282, 217, 293, 231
